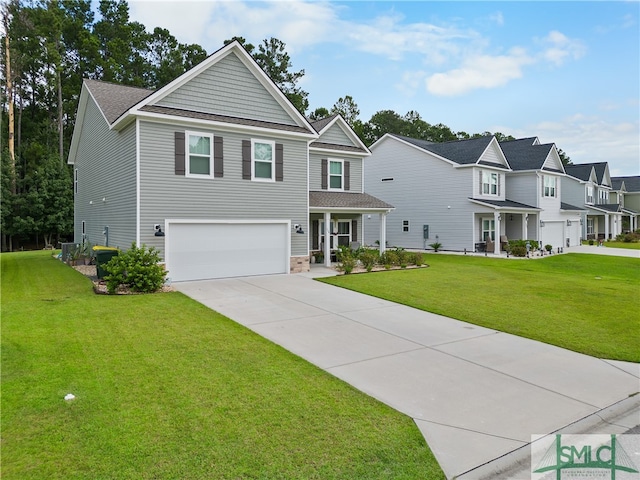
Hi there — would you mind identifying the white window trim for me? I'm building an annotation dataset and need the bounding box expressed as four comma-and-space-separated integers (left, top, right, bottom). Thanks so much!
543, 176, 557, 198
482, 171, 498, 196
586, 185, 594, 205
319, 219, 351, 249
252, 138, 275, 182
185, 130, 214, 178
402, 220, 410, 232
74, 168, 78, 194
328, 158, 344, 191
481, 217, 496, 241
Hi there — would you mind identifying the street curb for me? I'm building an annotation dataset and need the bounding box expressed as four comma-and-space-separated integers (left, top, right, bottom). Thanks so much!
454, 394, 640, 480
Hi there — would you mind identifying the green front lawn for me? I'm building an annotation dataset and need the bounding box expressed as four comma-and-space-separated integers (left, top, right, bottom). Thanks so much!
2, 251, 443, 479
321, 254, 640, 363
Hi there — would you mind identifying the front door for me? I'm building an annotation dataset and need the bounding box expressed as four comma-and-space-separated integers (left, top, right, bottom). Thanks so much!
319, 220, 351, 250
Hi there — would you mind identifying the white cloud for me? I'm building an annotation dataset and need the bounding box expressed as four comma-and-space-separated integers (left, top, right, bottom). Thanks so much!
425, 48, 534, 96
498, 115, 640, 176
489, 12, 504, 27
538, 30, 586, 66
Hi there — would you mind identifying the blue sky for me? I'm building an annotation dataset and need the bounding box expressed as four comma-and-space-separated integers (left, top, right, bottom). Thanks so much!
127, 1, 639, 176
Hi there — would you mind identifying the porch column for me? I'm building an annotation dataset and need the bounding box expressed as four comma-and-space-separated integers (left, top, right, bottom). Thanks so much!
379, 212, 387, 254
494, 211, 501, 254
604, 213, 609, 240
324, 211, 331, 267
522, 214, 528, 241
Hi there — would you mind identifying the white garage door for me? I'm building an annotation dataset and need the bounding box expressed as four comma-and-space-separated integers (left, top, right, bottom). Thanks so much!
166, 220, 290, 282
567, 222, 581, 246
541, 222, 564, 249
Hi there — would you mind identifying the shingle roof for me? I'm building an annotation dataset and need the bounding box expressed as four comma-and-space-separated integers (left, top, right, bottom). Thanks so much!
309, 114, 338, 133
589, 203, 621, 213
469, 198, 539, 210
612, 176, 640, 192
561, 202, 586, 211
84, 79, 153, 124
308, 141, 368, 154
309, 191, 393, 210
391, 134, 496, 165
499, 139, 554, 171
140, 105, 313, 134
565, 162, 609, 184
564, 164, 594, 181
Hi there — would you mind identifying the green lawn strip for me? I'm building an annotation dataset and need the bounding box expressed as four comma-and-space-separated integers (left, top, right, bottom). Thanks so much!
320, 254, 640, 363
581, 241, 640, 250
2, 251, 443, 480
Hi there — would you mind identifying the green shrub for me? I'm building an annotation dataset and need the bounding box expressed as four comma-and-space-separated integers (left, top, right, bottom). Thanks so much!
410, 252, 424, 266
359, 249, 379, 272
511, 245, 527, 257
545, 244, 553, 252
379, 250, 398, 267
616, 232, 640, 243
104, 243, 167, 294
336, 245, 357, 274
508, 239, 539, 251
588, 239, 594, 245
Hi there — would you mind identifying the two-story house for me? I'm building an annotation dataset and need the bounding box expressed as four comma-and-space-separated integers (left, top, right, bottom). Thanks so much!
611, 176, 639, 233
363, 134, 540, 254
69, 40, 391, 281
308, 114, 393, 267
562, 163, 622, 240
500, 137, 583, 248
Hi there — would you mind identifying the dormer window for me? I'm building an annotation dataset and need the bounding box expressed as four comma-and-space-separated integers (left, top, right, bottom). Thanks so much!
598, 189, 608, 204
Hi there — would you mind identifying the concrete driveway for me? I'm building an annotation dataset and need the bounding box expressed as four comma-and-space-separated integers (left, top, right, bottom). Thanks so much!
175, 270, 640, 479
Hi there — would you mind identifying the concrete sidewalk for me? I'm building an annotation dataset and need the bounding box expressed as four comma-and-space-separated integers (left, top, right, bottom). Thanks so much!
175, 273, 639, 479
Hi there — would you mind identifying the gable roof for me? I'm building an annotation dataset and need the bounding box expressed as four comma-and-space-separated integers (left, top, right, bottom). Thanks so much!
309, 114, 369, 155
612, 176, 640, 192
387, 134, 509, 168
499, 138, 564, 173
564, 164, 595, 182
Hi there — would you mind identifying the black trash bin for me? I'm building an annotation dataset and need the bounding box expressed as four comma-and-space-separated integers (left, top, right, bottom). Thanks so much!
94, 247, 119, 279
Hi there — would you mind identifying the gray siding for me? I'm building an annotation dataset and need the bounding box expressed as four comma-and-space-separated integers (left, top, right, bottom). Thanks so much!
480, 142, 506, 166
364, 138, 487, 251
74, 97, 136, 249
138, 120, 308, 257
309, 153, 363, 192
506, 173, 539, 207
561, 176, 586, 207
156, 52, 296, 126
318, 123, 357, 147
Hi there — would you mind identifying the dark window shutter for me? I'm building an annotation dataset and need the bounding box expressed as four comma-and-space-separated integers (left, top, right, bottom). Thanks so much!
351, 220, 357, 241
321, 159, 328, 190
214, 136, 223, 178
344, 161, 351, 191
242, 140, 251, 180
497, 173, 501, 196
312, 220, 319, 250
275, 143, 283, 182
175, 132, 185, 175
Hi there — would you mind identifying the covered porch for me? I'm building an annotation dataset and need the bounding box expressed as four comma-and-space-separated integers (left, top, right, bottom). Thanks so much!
469, 199, 540, 254
585, 204, 623, 240
309, 191, 394, 267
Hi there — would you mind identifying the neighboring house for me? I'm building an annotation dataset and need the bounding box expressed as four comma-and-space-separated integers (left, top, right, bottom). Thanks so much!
611, 176, 639, 232
500, 137, 583, 248
562, 163, 622, 240
69, 41, 391, 281
307, 114, 393, 267
364, 134, 541, 254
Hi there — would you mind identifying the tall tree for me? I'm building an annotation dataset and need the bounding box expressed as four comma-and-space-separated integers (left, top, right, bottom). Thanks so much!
330, 95, 359, 127
2, 2, 15, 193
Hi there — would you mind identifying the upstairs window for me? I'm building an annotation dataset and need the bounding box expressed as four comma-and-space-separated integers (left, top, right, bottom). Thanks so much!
252, 139, 275, 181
482, 172, 498, 195
543, 176, 557, 197
187, 132, 213, 177
329, 160, 343, 190
598, 189, 608, 204
586, 186, 594, 204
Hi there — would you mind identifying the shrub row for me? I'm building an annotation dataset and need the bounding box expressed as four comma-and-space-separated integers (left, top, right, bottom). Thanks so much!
336, 246, 424, 274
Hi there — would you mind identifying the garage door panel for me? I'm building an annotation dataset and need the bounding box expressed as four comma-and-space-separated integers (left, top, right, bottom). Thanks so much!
167, 222, 289, 281
541, 222, 564, 249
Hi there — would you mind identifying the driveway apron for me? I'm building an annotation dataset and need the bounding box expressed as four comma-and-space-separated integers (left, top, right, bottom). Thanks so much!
175, 271, 640, 479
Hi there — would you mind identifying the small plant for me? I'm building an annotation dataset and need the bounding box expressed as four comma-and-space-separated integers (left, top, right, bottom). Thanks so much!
336, 245, 356, 274
379, 250, 398, 267
545, 244, 553, 252
588, 239, 594, 245
410, 252, 424, 266
104, 243, 167, 294
429, 242, 442, 252
511, 245, 527, 257
314, 251, 324, 263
